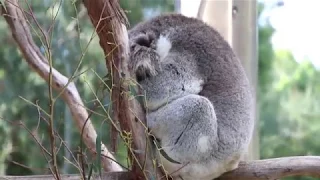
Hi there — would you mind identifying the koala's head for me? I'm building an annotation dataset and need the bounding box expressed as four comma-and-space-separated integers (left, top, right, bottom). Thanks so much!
129, 32, 203, 111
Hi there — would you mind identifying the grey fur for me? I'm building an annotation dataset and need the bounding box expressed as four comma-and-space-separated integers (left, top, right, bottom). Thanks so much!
128, 14, 254, 180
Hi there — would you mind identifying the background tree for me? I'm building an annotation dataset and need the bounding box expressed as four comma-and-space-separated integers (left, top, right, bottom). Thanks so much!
258, 2, 320, 180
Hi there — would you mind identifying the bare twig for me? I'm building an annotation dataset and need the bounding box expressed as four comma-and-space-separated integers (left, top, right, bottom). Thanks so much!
36, 0, 63, 177
1, 0, 122, 172
2, 118, 54, 175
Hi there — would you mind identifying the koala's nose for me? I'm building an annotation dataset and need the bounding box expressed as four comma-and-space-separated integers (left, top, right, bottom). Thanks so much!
136, 66, 151, 82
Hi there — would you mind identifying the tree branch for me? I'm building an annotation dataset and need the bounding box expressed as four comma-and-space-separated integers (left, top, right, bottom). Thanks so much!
1, 0, 122, 172
218, 156, 320, 180
82, 0, 164, 179
0, 156, 319, 179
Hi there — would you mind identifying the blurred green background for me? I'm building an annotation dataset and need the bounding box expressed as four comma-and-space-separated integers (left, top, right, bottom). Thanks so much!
0, 0, 319, 179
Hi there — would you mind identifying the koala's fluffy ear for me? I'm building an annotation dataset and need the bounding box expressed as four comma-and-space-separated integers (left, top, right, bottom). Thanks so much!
130, 31, 157, 51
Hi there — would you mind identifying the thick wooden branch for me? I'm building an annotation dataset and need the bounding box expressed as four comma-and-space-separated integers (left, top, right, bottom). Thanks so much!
0, 156, 319, 179
82, 0, 163, 179
1, 0, 122, 172
218, 156, 320, 180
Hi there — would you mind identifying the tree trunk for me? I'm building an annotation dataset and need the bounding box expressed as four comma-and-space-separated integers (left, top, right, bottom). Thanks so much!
82, 0, 164, 179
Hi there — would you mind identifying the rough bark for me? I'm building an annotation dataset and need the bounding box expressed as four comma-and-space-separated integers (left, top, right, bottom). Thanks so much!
82, 0, 163, 179
218, 156, 320, 180
1, 0, 122, 172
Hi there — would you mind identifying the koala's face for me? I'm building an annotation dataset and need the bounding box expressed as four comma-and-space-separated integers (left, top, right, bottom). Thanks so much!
130, 50, 203, 111
129, 32, 204, 111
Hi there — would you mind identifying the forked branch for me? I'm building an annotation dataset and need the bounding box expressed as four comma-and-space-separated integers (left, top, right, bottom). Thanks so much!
1, 0, 122, 172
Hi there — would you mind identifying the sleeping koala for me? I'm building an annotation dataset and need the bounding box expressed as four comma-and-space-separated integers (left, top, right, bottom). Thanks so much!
128, 14, 254, 180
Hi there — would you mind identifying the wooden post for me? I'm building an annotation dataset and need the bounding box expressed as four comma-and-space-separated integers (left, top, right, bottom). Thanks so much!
180, 0, 202, 18
197, 0, 233, 45
232, 0, 259, 160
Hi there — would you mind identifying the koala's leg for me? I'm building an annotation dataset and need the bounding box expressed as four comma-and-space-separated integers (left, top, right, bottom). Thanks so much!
147, 94, 218, 165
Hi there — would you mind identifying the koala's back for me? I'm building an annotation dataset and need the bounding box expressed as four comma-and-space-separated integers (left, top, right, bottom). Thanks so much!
129, 14, 244, 86
130, 13, 254, 166
129, 13, 199, 37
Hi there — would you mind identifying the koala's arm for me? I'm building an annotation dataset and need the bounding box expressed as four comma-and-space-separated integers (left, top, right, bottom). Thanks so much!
147, 94, 221, 180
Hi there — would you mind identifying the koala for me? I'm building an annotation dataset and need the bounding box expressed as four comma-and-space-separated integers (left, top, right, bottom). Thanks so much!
128, 14, 254, 180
